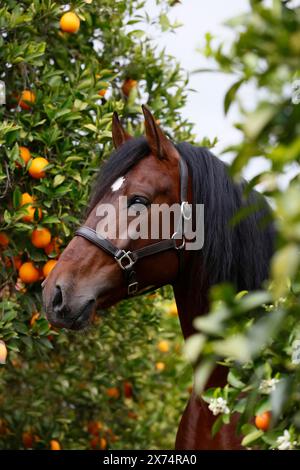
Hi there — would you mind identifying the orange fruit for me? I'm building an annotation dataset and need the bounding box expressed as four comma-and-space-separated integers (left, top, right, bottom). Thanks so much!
22, 431, 34, 448
28, 157, 49, 179
121, 78, 137, 97
0, 340, 8, 364
19, 146, 31, 165
19, 262, 40, 284
19, 90, 36, 110
43, 259, 57, 278
106, 387, 120, 399
98, 89, 107, 97
255, 411, 271, 431
90, 436, 107, 450
0, 233, 9, 247
60, 12, 80, 33
167, 301, 178, 317
50, 439, 61, 450
44, 237, 61, 257
21, 192, 34, 206
87, 421, 103, 436
157, 340, 170, 353
31, 228, 51, 248
21, 192, 42, 223
30, 312, 40, 327
99, 437, 107, 450
156, 362, 165, 372
123, 381, 133, 399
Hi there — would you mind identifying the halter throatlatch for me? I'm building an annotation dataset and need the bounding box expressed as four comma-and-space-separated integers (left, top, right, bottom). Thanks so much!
75, 157, 190, 296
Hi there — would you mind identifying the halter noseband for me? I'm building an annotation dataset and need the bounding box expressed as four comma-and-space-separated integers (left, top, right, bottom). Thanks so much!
75, 158, 190, 296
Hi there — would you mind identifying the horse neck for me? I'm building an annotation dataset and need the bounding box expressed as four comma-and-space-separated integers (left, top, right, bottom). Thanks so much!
172, 263, 228, 388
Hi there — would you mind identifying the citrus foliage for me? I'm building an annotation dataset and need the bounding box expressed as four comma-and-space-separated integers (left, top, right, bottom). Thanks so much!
0, 0, 194, 449
187, 0, 300, 450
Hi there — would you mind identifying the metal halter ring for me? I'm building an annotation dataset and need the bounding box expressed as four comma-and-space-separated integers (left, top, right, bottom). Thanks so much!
181, 201, 192, 221
172, 232, 186, 250
116, 251, 136, 270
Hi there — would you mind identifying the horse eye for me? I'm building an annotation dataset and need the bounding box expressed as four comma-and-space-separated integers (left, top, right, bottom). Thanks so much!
128, 196, 150, 208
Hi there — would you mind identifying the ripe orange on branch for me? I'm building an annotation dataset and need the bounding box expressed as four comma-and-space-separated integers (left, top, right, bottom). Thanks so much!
0, 233, 9, 247
157, 340, 170, 353
21, 192, 42, 222
87, 421, 103, 436
50, 439, 61, 450
0, 340, 8, 364
19, 90, 36, 110
19, 262, 40, 284
106, 387, 120, 399
19, 146, 31, 165
255, 411, 271, 431
22, 431, 34, 448
28, 157, 49, 179
43, 260, 57, 278
90, 436, 107, 450
98, 89, 107, 97
31, 228, 51, 248
60, 12, 80, 33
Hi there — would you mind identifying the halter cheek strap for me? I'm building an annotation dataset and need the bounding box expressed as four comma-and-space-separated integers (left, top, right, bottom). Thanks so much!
75, 157, 190, 296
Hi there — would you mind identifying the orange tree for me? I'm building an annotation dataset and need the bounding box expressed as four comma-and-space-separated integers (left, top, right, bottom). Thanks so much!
0, 0, 195, 449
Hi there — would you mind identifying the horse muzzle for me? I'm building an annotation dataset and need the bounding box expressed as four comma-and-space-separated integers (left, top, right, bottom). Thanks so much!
43, 282, 96, 330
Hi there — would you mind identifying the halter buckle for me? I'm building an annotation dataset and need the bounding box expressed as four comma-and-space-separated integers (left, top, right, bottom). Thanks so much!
116, 251, 136, 270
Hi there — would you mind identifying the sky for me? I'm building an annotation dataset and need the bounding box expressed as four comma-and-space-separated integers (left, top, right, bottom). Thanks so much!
155, 0, 249, 151
144, 0, 274, 180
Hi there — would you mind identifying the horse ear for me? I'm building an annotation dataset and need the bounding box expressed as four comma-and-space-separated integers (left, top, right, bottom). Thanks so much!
142, 105, 179, 161
112, 112, 132, 149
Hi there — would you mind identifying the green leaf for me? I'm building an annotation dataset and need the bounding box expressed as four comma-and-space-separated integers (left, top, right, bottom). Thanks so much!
13, 186, 21, 209
42, 215, 60, 224
224, 79, 244, 115
227, 369, 245, 389
243, 104, 278, 140
211, 415, 223, 437
53, 174, 65, 188
183, 333, 206, 363
241, 430, 264, 447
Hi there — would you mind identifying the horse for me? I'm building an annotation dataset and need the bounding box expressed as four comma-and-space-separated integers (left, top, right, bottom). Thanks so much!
42, 105, 275, 450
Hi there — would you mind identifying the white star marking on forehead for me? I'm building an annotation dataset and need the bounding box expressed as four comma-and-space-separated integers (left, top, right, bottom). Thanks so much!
111, 176, 125, 192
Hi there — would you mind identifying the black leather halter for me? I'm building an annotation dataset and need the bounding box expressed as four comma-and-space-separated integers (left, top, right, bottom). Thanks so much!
75, 158, 190, 296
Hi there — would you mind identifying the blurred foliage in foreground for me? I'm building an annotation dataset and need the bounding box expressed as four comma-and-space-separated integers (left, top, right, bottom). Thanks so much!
186, 0, 300, 450
0, 0, 193, 449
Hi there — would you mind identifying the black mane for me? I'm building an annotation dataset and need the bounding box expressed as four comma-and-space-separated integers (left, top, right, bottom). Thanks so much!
88, 137, 275, 295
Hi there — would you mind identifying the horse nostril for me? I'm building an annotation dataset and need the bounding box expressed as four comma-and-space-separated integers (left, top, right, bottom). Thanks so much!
52, 285, 64, 313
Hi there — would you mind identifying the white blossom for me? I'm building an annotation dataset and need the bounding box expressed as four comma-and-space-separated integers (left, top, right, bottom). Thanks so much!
259, 378, 280, 394
287, 0, 300, 9
276, 430, 297, 450
208, 397, 230, 416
